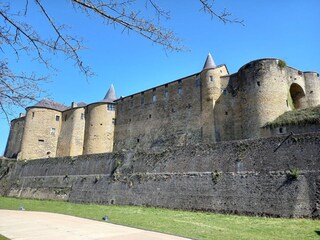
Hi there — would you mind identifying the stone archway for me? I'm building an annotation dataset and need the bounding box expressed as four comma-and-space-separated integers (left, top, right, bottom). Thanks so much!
289, 83, 306, 109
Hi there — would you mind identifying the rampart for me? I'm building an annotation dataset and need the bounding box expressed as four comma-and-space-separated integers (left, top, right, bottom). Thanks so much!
1, 132, 320, 218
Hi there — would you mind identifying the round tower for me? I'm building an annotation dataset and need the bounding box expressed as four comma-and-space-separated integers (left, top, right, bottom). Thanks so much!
83, 85, 117, 154
304, 72, 320, 107
200, 53, 228, 143
56, 102, 86, 157
237, 59, 288, 139
20, 99, 66, 160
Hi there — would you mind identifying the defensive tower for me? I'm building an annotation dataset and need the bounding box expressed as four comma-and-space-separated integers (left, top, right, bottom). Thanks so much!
20, 99, 67, 160
200, 53, 229, 143
83, 85, 117, 154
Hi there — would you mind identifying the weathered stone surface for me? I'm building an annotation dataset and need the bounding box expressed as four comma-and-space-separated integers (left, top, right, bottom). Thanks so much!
1, 133, 320, 218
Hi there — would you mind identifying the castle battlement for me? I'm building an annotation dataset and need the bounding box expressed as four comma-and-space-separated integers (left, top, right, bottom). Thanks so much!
4, 54, 320, 160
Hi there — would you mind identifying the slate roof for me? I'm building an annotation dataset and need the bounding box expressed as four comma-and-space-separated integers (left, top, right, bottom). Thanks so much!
31, 99, 68, 111
101, 84, 117, 103
76, 102, 87, 107
203, 53, 217, 70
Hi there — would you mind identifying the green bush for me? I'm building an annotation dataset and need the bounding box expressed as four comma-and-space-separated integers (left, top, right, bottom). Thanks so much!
278, 60, 287, 69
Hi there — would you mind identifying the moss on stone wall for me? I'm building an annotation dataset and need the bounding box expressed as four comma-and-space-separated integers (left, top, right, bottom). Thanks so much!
265, 105, 320, 128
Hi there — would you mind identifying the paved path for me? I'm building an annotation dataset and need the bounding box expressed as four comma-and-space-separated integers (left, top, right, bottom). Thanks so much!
0, 210, 190, 240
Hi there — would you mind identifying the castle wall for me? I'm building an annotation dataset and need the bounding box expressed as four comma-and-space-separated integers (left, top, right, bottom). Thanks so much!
56, 107, 85, 157
4, 58, 320, 160
20, 108, 62, 160
262, 123, 320, 137
83, 103, 115, 154
304, 72, 320, 107
114, 74, 203, 151
4, 117, 25, 158
1, 133, 319, 218
209, 59, 320, 142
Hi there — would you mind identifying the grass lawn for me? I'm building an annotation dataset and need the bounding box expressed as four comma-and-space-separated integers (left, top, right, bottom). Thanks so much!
0, 197, 320, 240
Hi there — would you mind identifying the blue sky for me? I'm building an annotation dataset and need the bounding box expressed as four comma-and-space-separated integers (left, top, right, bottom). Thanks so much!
1, 0, 319, 155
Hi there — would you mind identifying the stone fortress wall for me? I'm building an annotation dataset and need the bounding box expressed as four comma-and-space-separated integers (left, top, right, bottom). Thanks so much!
2, 54, 320, 219
1, 132, 320, 218
213, 59, 320, 141
4, 55, 320, 160
4, 116, 25, 159
114, 58, 320, 151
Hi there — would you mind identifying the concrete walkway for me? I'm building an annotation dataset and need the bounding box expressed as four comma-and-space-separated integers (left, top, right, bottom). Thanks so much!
0, 210, 190, 240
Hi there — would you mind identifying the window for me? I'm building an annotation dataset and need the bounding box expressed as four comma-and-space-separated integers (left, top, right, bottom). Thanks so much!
38, 139, 44, 142
50, 128, 56, 136
32, 112, 35, 118
152, 89, 157, 103
112, 118, 116, 125
210, 76, 213, 82
107, 104, 115, 111
130, 96, 133, 108
81, 113, 84, 120
178, 80, 182, 95
164, 84, 168, 98
257, 81, 261, 86
64, 114, 68, 121
141, 92, 144, 106
55, 115, 60, 121
196, 79, 201, 88
223, 89, 227, 96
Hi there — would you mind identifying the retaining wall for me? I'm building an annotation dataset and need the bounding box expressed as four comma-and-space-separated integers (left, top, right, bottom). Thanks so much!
1, 132, 319, 218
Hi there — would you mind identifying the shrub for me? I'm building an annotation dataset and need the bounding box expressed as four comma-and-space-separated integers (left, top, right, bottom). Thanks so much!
278, 60, 287, 69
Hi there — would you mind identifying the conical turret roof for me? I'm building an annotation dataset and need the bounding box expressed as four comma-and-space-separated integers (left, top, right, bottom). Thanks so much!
30, 98, 68, 111
202, 53, 217, 70
102, 84, 117, 103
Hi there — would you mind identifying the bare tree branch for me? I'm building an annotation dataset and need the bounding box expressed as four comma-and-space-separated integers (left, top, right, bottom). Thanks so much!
0, 60, 47, 122
0, 0, 243, 121
71, 0, 184, 52
199, 0, 244, 25
34, 0, 91, 76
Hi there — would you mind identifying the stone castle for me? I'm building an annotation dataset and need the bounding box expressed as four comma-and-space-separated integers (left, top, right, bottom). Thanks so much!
4, 54, 320, 160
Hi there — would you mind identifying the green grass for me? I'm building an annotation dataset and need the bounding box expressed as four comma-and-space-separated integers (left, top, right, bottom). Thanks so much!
0, 235, 9, 240
0, 197, 320, 240
265, 105, 320, 128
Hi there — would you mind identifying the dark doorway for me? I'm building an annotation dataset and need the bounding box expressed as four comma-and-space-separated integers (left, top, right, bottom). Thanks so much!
289, 83, 306, 109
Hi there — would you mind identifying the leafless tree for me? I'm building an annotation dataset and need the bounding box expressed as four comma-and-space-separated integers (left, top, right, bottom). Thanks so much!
0, 0, 243, 121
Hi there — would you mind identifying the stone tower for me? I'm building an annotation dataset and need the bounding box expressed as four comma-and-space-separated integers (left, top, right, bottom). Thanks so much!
19, 99, 67, 160
83, 85, 117, 154
56, 102, 86, 157
200, 53, 229, 143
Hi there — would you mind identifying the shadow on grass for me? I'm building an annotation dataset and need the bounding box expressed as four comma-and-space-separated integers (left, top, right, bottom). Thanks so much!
315, 230, 320, 236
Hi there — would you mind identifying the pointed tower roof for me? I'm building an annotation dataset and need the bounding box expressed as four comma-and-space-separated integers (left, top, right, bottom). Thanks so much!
202, 53, 217, 70
102, 84, 117, 103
